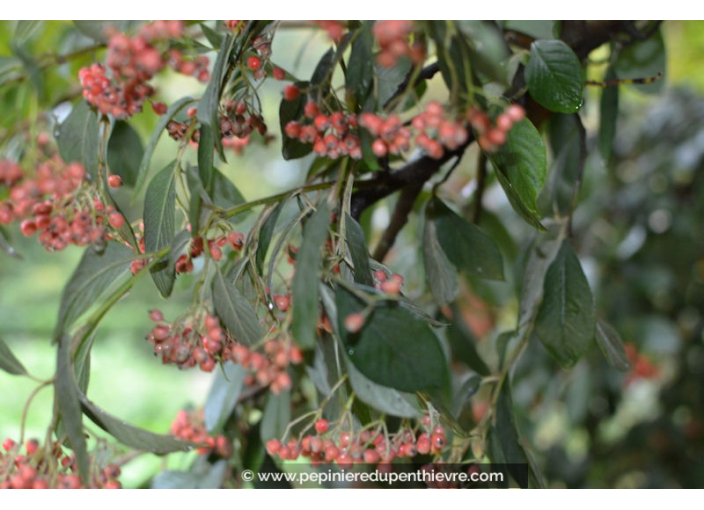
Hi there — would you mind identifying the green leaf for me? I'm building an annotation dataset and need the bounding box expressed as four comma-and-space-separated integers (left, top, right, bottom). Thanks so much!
73, 330, 96, 393
0, 337, 27, 376
346, 23, 374, 107
14, 21, 42, 43
310, 48, 335, 104
0, 226, 21, 259
526, 40, 584, 113
344, 214, 373, 286
212, 168, 246, 210
615, 28, 666, 94
53, 242, 135, 342
57, 100, 99, 180
493, 381, 530, 488
488, 118, 547, 229
451, 372, 482, 420
539, 113, 585, 216
429, 197, 504, 281
534, 241, 595, 368
599, 67, 619, 161
79, 393, 193, 454
376, 58, 412, 108
107, 121, 143, 187
335, 285, 449, 392
200, 23, 223, 49
56, 336, 89, 481
256, 201, 285, 273
135, 96, 194, 195
212, 266, 262, 346
204, 362, 248, 433
292, 202, 331, 349
279, 80, 311, 160
143, 162, 177, 297
197, 123, 215, 192
456, 21, 510, 85
152, 459, 228, 489
186, 165, 206, 235
595, 318, 631, 372
260, 391, 291, 441
344, 354, 421, 418
422, 208, 459, 306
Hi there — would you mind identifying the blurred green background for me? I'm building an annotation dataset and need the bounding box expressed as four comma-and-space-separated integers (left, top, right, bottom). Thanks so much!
1, 21, 703, 488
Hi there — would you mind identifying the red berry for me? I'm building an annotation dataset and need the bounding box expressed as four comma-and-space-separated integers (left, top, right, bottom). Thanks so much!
372, 139, 388, 157
149, 309, 164, 322
2, 438, 16, 451
247, 56, 262, 71
283, 84, 300, 101
416, 436, 431, 454
506, 104, 526, 123
151, 102, 168, 115
108, 174, 122, 188
344, 313, 365, 333
266, 439, 282, 456
314, 419, 329, 434
20, 220, 36, 237
108, 211, 125, 229
273, 67, 286, 80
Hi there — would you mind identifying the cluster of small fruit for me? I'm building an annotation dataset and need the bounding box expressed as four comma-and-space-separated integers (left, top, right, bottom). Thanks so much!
0, 438, 122, 489
79, 21, 207, 119
0, 156, 122, 252
170, 410, 232, 458
373, 20, 425, 68
467, 104, 526, 153
145, 309, 231, 372
283, 101, 362, 160
265, 415, 449, 469
313, 21, 347, 42
228, 337, 303, 394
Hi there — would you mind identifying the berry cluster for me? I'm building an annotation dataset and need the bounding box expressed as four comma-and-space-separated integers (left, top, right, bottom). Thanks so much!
146, 310, 230, 372
170, 410, 232, 457
0, 438, 121, 489
229, 337, 303, 394
0, 157, 119, 252
466, 104, 525, 153
225, 20, 246, 33
0, 160, 23, 187
373, 20, 425, 68
284, 102, 362, 160
265, 415, 448, 469
79, 21, 207, 119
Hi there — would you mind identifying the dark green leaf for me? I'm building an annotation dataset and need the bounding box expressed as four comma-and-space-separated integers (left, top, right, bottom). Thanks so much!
79, 393, 193, 454
447, 303, 491, 376
526, 40, 584, 113
212, 266, 262, 346
152, 459, 228, 489
493, 381, 529, 488
292, 202, 331, 349
346, 23, 374, 107
534, 241, 595, 368
344, 354, 421, 418
344, 214, 373, 286
57, 100, 99, 180
256, 201, 285, 273
376, 58, 411, 108
456, 21, 510, 85
488, 118, 547, 229
0, 337, 27, 376
539, 113, 586, 216
599, 67, 619, 161
135, 96, 194, 194
279, 80, 311, 160
310, 48, 335, 103
451, 372, 482, 419
212, 168, 246, 210
429, 197, 504, 281
107, 121, 143, 187
200, 23, 223, 49
14, 21, 42, 42
595, 318, 631, 372
186, 165, 206, 235
260, 391, 291, 441
73, 330, 96, 393
204, 362, 248, 433
56, 336, 89, 480
615, 28, 666, 94
423, 209, 459, 306
336, 285, 449, 392
197, 123, 215, 192
143, 162, 177, 297
53, 242, 134, 342
11, 42, 43, 99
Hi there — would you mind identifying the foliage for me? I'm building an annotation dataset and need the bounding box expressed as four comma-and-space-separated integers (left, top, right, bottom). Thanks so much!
0, 20, 690, 489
